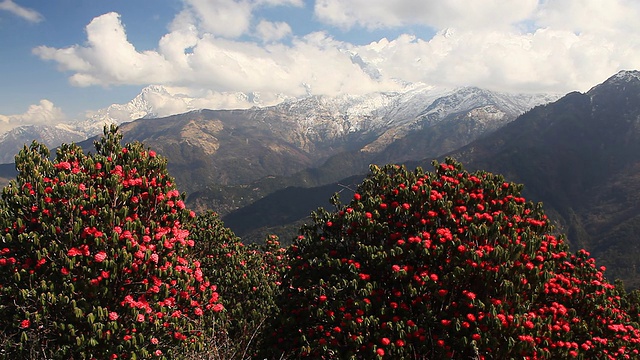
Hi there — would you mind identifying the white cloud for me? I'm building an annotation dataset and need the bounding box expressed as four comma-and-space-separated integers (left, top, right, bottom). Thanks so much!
0, 99, 66, 133
180, 0, 253, 38
33, 11, 399, 96
30, 0, 640, 107
353, 28, 624, 94
256, 20, 292, 42
255, 0, 303, 6
313, 0, 538, 31
0, 0, 43, 23
34, 13, 175, 87
535, 0, 640, 35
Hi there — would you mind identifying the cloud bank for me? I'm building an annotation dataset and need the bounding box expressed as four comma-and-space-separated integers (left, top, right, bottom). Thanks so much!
28, 0, 640, 112
0, 100, 66, 134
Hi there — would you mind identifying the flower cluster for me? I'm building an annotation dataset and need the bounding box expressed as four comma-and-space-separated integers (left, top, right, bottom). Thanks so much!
0, 126, 223, 359
268, 159, 640, 358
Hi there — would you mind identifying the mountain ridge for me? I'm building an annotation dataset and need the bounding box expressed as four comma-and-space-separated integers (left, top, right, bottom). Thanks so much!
0, 84, 556, 165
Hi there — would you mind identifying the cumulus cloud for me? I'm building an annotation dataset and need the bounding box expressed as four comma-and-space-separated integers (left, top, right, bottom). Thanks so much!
314, 0, 538, 31
0, 100, 67, 133
256, 20, 292, 42
30, 0, 640, 104
0, 0, 43, 23
179, 0, 253, 38
534, 0, 640, 35
353, 27, 632, 93
33, 11, 398, 96
34, 13, 175, 87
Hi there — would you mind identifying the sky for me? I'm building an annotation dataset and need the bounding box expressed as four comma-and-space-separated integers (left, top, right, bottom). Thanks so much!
1, 0, 640, 133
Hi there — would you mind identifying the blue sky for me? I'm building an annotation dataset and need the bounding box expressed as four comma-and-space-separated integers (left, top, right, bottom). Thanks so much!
1, 0, 640, 133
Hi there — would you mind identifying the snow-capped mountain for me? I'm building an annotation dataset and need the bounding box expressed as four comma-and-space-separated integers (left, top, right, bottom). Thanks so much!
245, 85, 558, 156
0, 124, 86, 164
0, 83, 558, 164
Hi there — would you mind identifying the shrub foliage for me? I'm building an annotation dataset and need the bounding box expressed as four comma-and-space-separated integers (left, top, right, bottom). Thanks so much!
190, 212, 285, 359
269, 160, 640, 359
0, 127, 223, 359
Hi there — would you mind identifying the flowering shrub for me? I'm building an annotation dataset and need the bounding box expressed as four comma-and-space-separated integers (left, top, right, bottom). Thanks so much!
0, 127, 223, 359
268, 159, 640, 358
189, 212, 285, 359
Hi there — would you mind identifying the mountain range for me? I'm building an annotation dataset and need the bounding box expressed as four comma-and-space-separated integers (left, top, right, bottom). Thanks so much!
0, 85, 283, 164
219, 70, 640, 288
2, 70, 640, 288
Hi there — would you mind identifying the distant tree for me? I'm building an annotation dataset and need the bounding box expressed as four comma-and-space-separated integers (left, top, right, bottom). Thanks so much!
0, 127, 224, 359
267, 159, 640, 359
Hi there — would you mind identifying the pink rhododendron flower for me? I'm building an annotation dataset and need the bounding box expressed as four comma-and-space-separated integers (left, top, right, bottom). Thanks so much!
94, 251, 107, 262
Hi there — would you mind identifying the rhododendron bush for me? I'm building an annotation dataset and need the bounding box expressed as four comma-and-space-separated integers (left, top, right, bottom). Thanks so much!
0, 127, 224, 359
189, 212, 285, 358
268, 160, 640, 359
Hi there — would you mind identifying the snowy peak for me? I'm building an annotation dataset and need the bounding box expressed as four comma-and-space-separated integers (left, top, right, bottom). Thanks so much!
607, 70, 640, 84
0, 83, 558, 165
0, 124, 86, 164
588, 70, 640, 97
270, 85, 555, 138
419, 87, 558, 122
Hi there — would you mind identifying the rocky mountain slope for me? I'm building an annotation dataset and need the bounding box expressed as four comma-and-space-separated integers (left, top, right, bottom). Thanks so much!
0, 84, 554, 226
118, 86, 554, 195
447, 70, 640, 287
